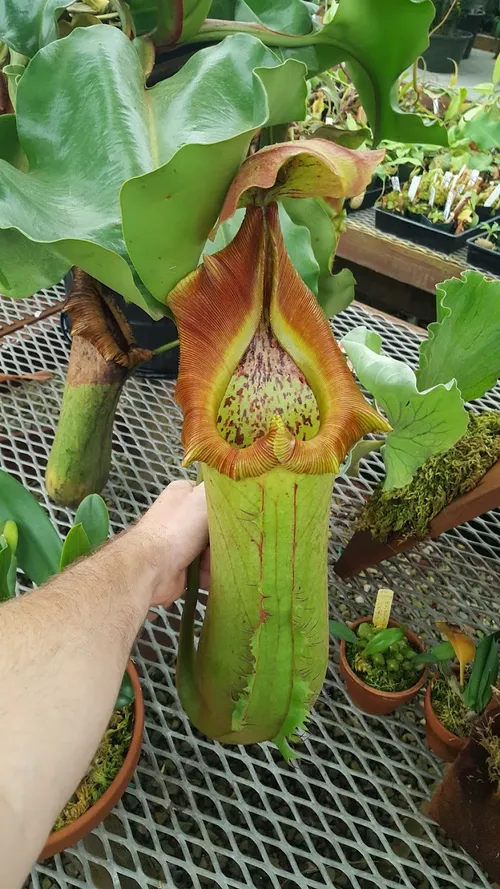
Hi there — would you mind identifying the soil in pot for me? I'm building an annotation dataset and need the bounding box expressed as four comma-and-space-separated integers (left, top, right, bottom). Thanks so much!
40, 662, 144, 859
424, 674, 471, 762
53, 706, 133, 832
419, 31, 472, 74
339, 618, 428, 716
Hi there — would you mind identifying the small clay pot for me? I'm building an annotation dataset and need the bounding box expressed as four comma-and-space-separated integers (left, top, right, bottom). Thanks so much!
428, 705, 500, 883
424, 675, 467, 763
339, 617, 429, 716
40, 661, 144, 859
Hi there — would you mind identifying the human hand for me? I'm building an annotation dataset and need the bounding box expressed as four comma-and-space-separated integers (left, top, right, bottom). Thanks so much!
131, 480, 209, 607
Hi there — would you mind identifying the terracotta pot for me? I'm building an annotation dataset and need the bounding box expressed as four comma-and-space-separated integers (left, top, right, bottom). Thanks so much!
39, 661, 144, 860
339, 617, 429, 716
428, 705, 500, 883
424, 675, 467, 763
335, 458, 500, 579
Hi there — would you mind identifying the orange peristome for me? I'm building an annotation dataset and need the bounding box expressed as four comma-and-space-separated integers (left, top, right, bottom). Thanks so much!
169, 204, 390, 481
217, 139, 385, 227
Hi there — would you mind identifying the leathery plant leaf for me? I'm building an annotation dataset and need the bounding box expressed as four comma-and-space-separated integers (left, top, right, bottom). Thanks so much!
0, 536, 16, 601
281, 197, 356, 316
363, 627, 403, 657
342, 327, 469, 490
74, 494, 110, 550
413, 640, 456, 667
0, 1, 69, 57
170, 199, 389, 756
115, 670, 135, 709
121, 38, 308, 303
202, 0, 447, 145
59, 523, 92, 571
464, 631, 500, 714
417, 271, 500, 403
329, 621, 358, 644
0, 27, 305, 315
0, 470, 62, 585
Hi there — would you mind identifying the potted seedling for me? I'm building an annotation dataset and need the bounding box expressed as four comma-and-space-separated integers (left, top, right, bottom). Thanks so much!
376, 167, 494, 252
329, 590, 429, 715
334, 270, 500, 578
428, 702, 500, 882
0, 469, 144, 858
467, 219, 500, 274
424, 624, 499, 762
0, 0, 446, 507
420, 0, 473, 74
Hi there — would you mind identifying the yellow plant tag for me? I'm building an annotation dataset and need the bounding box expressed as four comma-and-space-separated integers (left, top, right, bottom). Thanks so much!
373, 589, 394, 629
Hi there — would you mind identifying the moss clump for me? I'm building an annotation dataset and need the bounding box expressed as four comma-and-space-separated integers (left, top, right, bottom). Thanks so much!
359, 411, 500, 542
477, 725, 500, 793
53, 706, 133, 833
431, 675, 473, 739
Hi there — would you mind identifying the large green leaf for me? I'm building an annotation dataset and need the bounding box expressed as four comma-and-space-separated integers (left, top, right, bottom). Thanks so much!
0, 537, 16, 601
0, 1, 69, 56
462, 107, 500, 151
281, 197, 355, 315
74, 493, 110, 550
417, 272, 500, 403
342, 327, 469, 490
59, 523, 92, 570
202, 0, 447, 145
0, 26, 306, 312
127, 0, 212, 41
120, 38, 307, 301
0, 470, 62, 585
209, 0, 315, 34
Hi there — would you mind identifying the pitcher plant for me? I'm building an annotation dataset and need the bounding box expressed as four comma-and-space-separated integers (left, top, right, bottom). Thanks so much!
170, 142, 390, 756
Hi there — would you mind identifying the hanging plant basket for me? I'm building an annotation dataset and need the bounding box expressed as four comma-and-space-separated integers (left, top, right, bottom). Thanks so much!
335, 458, 500, 578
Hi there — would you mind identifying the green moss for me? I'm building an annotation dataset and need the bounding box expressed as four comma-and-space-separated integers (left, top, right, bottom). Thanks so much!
359, 411, 500, 542
431, 675, 473, 739
53, 706, 133, 833
477, 726, 500, 792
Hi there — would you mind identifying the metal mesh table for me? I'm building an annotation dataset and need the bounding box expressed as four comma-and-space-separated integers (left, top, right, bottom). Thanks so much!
1, 287, 498, 889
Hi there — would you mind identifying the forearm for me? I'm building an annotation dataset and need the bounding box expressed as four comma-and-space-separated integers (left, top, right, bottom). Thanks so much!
0, 527, 153, 884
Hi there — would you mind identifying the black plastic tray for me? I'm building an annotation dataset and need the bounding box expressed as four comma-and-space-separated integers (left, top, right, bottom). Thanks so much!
375, 208, 482, 254
467, 235, 500, 277
347, 183, 382, 214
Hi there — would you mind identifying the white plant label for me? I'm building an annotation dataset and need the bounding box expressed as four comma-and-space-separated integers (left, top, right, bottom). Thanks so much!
444, 189, 455, 220
485, 183, 500, 208
407, 175, 421, 202
432, 97, 439, 115
391, 175, 401, 192
429, 186, 436, 207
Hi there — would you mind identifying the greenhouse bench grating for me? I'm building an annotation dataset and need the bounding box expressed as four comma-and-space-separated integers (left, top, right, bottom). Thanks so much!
0, 285, 498, 889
